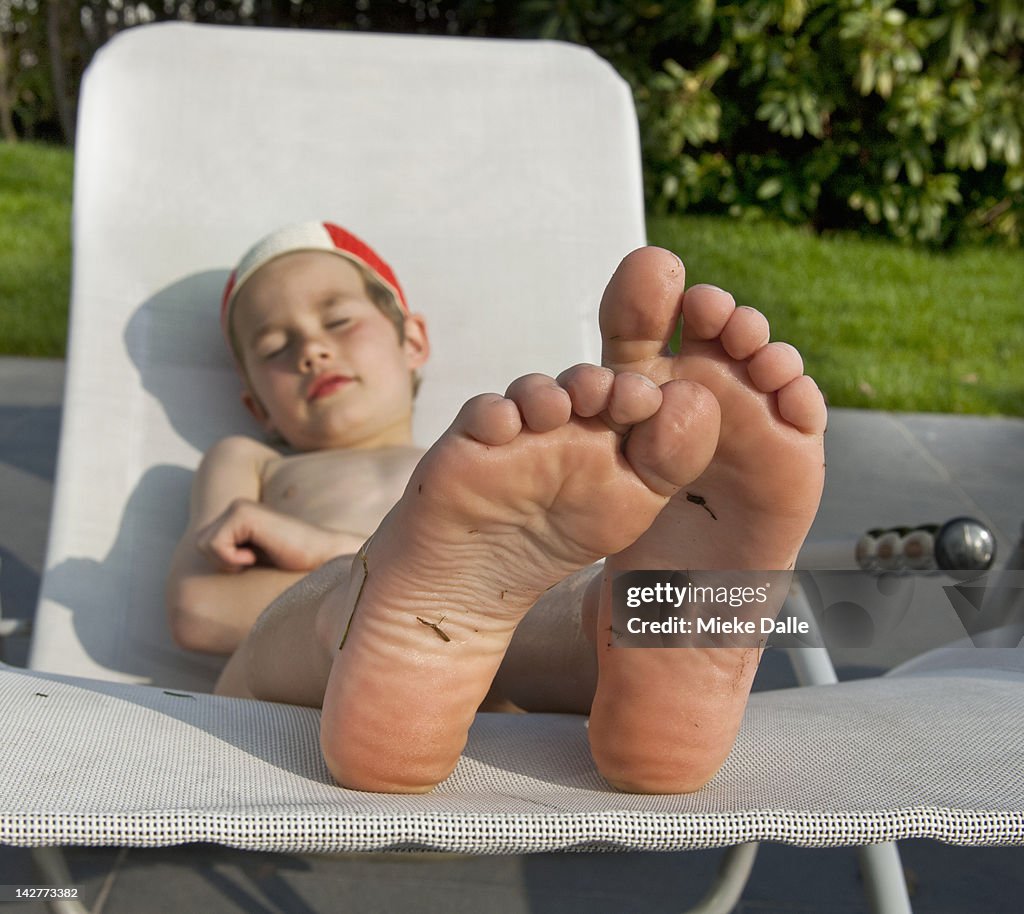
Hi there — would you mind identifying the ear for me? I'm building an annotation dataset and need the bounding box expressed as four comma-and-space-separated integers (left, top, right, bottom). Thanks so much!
241, 388, 276, 434
401, 313, 430, 371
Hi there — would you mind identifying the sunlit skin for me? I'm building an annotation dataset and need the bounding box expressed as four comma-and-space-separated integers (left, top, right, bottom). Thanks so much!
314, 250, 825, 793
232, 250, 429, 452
318, 366, 722, 792
588, 247, 827, 792
172, 242, 826, 796
164, 251, 430, 655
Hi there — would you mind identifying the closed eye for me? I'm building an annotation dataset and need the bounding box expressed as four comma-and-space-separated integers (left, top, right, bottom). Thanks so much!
256, 336, 289, 360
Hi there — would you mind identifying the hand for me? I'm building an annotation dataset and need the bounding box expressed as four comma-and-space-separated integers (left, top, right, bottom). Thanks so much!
194, 499, 344, 573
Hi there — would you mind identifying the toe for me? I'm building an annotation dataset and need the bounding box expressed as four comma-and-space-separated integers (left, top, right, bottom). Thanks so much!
505, 373, 572, 432
556, 364, 616, 417
454, 393, 523, 446
747, 342, 804, 392
604, 372, 663, 430
600, 247, 685, 368
624, 380, 720, 497
777, 375, 828, 434
720, 306, 770, 360
681, 284, 736, 341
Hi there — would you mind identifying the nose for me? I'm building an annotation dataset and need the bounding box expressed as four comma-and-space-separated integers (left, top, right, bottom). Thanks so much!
298, 334, 333, 370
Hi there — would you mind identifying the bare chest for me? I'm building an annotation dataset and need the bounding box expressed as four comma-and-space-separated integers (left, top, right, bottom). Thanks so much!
261, 446, 423, 535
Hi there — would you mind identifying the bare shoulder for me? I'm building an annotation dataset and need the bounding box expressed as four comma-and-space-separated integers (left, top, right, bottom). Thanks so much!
193, 435, 277, 497
187, 435, 278, 526
201, 434, 279, 472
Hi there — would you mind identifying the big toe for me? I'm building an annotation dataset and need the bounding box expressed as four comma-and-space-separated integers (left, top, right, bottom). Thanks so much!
624, 380, 720, 497
600, 247, 686, 368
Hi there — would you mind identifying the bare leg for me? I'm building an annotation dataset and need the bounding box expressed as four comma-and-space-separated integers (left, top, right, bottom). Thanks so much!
215, 648, 255, 699
215, 555, 604, 717
213, 556, 350, 706
217, 557, 609, 720
488, 565, 602, 713
319, 367, 720, 793
588, 247, 828, 793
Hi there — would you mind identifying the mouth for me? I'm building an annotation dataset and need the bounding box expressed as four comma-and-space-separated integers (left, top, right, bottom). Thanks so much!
307, 373, 354, 402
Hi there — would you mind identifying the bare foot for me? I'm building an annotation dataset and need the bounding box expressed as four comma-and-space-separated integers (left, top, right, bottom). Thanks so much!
320, 366, 720, 792
588, 247, 827, 793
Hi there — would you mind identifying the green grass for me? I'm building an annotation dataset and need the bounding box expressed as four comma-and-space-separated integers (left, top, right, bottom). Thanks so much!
0, 141, 72, 357
1, 141, 1021, 415
648, 215, 1024, 417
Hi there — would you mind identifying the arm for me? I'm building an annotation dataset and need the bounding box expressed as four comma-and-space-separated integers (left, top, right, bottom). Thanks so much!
165, 436, 362, 655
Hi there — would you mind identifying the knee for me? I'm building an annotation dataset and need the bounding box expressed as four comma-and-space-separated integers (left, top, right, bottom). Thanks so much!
168, 603, 213, 653
167, 595, 232, 654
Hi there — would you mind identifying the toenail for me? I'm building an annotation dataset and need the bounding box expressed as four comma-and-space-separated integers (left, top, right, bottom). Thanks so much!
639, 375, 658, 389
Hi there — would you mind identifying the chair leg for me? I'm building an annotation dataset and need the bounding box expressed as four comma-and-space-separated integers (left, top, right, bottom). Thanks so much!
785, 582, 840, 687
681, 842, 760, 914
857, 842, 914, 914
31, 847, 89, 914
787, 583, 914, 913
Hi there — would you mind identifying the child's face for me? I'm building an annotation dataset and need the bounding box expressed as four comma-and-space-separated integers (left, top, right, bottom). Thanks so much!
231, 250, 429, 451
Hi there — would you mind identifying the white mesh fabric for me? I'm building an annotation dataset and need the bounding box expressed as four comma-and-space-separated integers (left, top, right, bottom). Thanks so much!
2, 665, 1020, 851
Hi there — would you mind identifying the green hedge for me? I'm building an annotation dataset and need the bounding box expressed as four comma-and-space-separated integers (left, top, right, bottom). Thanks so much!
4, 2, 1021, 247
519, 0, 1023, 247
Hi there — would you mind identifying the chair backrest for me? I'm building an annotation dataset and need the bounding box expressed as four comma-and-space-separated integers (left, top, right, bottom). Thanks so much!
29, 22, 646, 689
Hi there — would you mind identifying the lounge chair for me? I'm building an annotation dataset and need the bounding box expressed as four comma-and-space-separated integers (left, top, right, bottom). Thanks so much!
2, 22, 1021, 914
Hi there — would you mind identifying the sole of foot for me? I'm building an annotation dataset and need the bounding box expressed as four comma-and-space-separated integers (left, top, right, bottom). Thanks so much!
588, 246, 827, 793
320, 364, 721, 792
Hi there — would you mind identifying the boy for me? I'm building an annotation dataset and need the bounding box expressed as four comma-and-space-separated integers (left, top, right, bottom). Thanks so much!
167, 221, 828, 795
167, 222, 429, 656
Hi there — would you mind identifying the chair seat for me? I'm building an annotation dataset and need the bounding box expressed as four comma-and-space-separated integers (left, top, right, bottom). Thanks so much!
3, 663, 1020, 852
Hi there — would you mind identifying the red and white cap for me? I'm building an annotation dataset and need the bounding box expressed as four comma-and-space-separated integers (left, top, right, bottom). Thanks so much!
221, 220, 409, 345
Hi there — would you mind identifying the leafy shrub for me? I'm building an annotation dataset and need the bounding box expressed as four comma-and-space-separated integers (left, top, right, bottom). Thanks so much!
507, 0, 1023, 246
4, 1, 1020, 245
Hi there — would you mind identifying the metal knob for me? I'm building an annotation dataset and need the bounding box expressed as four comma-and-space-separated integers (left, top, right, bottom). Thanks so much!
934, 516, 996, 571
